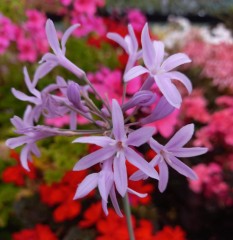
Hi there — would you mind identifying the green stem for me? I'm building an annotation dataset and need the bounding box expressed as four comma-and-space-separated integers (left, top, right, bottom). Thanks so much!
123, 193, 135, 240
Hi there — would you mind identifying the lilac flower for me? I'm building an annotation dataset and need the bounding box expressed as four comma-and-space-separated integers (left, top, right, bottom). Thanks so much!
73, 99, 159, 197
74, 158, 147, 216
107, 24, 142, 72
33, 19, 85, 86
130, 124, 208, 192
5, 106, 57, 171
124, 23, 192, 108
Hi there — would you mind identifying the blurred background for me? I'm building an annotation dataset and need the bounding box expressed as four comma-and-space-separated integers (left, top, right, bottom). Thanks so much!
0, 0, 233, 239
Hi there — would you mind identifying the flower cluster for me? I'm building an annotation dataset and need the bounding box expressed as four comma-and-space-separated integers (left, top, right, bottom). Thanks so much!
6, 19, 207, 217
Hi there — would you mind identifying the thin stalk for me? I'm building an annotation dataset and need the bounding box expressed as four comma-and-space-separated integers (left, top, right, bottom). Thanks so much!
123, 193, 135, 240
83, 76, 111, 114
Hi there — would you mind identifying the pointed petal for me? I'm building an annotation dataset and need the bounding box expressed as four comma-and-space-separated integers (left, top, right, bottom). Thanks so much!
73, 136, 113, 147
165, 124, 194, 149
73, 173, 98, 199
167, 71, 192, 94
46, 19, 61, 55
23, 67, 40, 97
127, 127, 155, 147
149, 138, 163, 153
102, 199, 109, 216
167, 154, 198, 180
98, 170, 113, 202
5, 136, 28, 149
20, 145, 31, 171
33, 62, 58, 87
158, 160, 169, 192
107, 33, 128, 52
112, 99, 126, 141
124, 66, 149, 82
128, 188, 147, 198
114, 152, 127, 197
171, 147, 208, 157
125, 147, 159, 180
11, 88, 39, 104
73, 146, 115, 171
128, 24, 138, 53
129, 154, 161, 181
155, 75, 182, 108
141, 23, 156, 70
61, 24, 80, 53
161, 53, 191, 72
140, 96, 175, 124
110, 187, 123, 217
153, 41, 164, 70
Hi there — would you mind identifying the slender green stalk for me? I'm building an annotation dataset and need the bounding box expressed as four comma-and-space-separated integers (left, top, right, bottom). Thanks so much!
123, 193, 135, 240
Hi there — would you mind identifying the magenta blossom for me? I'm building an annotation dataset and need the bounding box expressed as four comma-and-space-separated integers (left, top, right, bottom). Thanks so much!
124, 23, 192, 108
73, 99, 159, 197
131, 124, 208, 192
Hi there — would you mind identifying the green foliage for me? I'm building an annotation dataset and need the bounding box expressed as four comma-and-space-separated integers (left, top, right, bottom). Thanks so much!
0, 184, 19, 227
39, 135, 88, 183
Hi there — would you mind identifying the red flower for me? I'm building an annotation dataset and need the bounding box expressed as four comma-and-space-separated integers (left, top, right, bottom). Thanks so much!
154, 226, 186, 240
39, 170, 88, 222
78, 202, 103, 228
135, 220, 156, 240
12, 224, 57, 240
2, 150, 36, 186
53, 200, 81, 222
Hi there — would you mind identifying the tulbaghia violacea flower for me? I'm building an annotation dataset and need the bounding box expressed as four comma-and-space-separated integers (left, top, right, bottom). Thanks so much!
73, 158, 147, 216
130, 124, 208, 192
33, 19, 85, 86
124, 23, 192, 108
107, 24, 142, 72
73, 99, 159, 197
5, 106, 57, 170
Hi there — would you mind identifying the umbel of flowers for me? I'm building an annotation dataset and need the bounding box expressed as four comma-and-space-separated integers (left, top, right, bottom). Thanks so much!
6, 19, 207, 239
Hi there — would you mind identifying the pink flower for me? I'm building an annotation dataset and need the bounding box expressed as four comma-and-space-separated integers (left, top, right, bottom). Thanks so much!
71, 13, 106, 37
17, 37, 37, 62
73, 0, 105, 15
127, 9, 146, 32
60, 0, 72, 6
25, 10, 46, 31
180, 89, 210, 123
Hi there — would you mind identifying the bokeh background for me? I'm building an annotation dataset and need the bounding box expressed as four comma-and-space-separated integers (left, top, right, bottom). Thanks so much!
0, 0, 233, 239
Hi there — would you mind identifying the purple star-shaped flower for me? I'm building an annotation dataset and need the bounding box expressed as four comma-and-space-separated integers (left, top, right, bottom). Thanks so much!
124, 23, 192, 108
130, 124, 208, 192
33, 19, 84, 86
73, 99, 159, 197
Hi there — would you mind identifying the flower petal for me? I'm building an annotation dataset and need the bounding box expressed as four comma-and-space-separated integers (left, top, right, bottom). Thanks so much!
112, 99, 126, 141
20, 145, 31, 171
171, 147, 208, 157
165, 124, 194, 149
153, 41, 164, 70
73, 136, 113, 147
73, 146, 115, 171
110, 187, 123, 217
128, 188, 147, 198
107, 33, 128, 52
158, 160, 169, 192
61, 24, 80, 54
141, 23, 156, 70
98, 170, 113, 202
149, 138, 163, 153
161, 53, 191, 72
114, 152, 127, 197
124, 66, 149, 82
128, 24, 138, 53
167, 154, 198, 180
140, 96, 175, 124
127, 127, 155, 147
155, 75, 182, 108
46, 19, 61, 55
167, 71, 192, 94
125, 147, 159, 180
11, 88, 39, 104
6, 136, 29, 149
73, 173, 98, 199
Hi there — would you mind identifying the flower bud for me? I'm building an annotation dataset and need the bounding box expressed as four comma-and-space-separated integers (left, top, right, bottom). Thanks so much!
122, 90, 156, 111
67, 81, 82, 108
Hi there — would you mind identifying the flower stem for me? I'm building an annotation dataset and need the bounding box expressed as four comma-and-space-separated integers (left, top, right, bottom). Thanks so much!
123, 193, 135, 240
